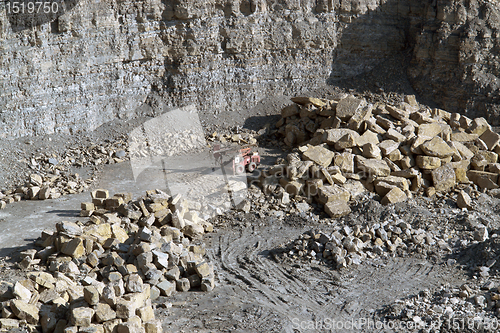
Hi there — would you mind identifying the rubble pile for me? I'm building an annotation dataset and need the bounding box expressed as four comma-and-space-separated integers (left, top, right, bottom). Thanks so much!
207, 129, 259, 146
234, 185, 321, 220
271, 95, 500, 217
0, 173, 90, 208
0, 138, 129, 210
276, 219, 454, 269
383, 282, 500, 328
27, 138, 129, 172
0, 189, 215, 332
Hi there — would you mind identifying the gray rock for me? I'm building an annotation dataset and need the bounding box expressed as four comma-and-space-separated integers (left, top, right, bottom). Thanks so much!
114, 150, 126, 158
295, 202, 310, 213
474, 226, 489, 242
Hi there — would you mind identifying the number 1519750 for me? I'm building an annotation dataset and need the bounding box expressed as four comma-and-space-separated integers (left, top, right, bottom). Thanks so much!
5, 1, 59, 14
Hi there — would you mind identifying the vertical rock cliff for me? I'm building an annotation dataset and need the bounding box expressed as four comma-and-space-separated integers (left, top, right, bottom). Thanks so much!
1, 0, 500, 138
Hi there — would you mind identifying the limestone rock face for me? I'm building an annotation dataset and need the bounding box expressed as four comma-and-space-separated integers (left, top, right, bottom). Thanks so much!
0, 0, 341, 138
2, 0, 500, 138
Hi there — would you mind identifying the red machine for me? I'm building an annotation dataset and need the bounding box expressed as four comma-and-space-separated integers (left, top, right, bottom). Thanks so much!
232, 147, 261, 174
213, 145, 261, 174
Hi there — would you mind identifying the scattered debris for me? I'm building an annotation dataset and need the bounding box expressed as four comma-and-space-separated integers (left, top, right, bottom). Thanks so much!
382, 283, 500, 330
0, 138, 130, 209
275, 219, 447, 270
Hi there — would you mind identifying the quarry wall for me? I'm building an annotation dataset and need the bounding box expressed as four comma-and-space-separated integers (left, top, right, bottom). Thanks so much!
0, 0, 499, 138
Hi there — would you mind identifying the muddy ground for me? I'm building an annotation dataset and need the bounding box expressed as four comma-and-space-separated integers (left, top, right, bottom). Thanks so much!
1, 143, 496, 332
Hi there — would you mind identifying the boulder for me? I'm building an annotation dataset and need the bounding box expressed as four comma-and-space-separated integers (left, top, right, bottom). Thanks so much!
416, 156, 441, 169
457, 190, 472, 210
480, 128, 500, 151
417, 123, 442, 137
420, 137, 455, 158
302, 145, 335, 168
356, 157, 391, 178
318, 185, 351, 205
431, 165, 456, 192
336, 95, 365, 121
324, 129, 360, 145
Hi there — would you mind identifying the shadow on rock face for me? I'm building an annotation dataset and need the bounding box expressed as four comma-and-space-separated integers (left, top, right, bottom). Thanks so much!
5, 0, 80, 32
324, 0, 431, 110
326, 0, 500, 124
407, 0, 500, 124
448, 232, 500, 279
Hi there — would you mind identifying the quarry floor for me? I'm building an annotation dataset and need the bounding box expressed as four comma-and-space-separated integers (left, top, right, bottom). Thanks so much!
0, 151, 472, 333
0, 71, 496, 331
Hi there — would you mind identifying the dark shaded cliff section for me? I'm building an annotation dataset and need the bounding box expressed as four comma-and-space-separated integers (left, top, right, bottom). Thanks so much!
408, 0, 500, 124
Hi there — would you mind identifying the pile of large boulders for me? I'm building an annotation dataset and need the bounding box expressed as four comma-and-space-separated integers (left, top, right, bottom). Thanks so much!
270, 95, 500, 217
0, 189, 215, 332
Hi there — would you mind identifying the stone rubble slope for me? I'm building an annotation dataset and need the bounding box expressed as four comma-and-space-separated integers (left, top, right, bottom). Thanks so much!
0, 137, 130, 210
0, 189, 215, 332
270, 94, 500, 218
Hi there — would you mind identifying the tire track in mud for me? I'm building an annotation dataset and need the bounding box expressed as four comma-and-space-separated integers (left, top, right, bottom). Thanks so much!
217, 228, 337, 332
208, 223, 466, 333
160, 221, 466, 332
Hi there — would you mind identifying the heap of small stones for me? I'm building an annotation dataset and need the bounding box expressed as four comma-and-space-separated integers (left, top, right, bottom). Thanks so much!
271, 95, 500, 218
27, 138, 129, 171
0, 173, 90, 210
0, 189, 215, 332
275, 183, 500, 269
234, 185, 321, 221
207, 129, 259, 146
0, 138, 129, 210
383, 281, 500, 327
275, 218, 455, 269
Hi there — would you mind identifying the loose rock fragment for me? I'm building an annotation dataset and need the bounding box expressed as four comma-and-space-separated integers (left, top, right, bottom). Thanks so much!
10, 300, 39, 324
474, 227, 489, 242
318, 185, 351, 205
356, 158, 391, 178
431, 165, 456, 192
324, 200, 351, 218
336, 95, 365, 121
381, 187, 408, 205
457, 190, 472, 210
302, 145, 335, 168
